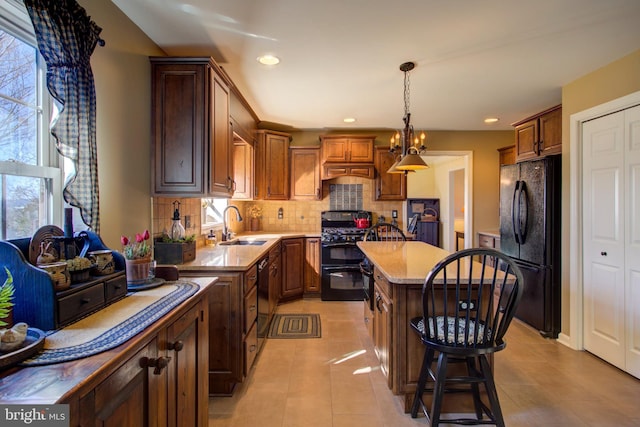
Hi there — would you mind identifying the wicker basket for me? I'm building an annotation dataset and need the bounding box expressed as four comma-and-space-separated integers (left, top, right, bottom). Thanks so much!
422, 208, 438, 222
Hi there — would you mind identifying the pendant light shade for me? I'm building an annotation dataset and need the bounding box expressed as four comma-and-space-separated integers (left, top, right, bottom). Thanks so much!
396, 152, 429, 171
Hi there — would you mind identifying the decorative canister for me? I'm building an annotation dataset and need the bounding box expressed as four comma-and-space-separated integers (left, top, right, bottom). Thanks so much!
38, 261, 71, 291
89, 249, 115, 275
125, 257, 154, 285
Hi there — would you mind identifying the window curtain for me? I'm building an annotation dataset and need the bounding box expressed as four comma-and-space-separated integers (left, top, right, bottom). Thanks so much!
24, 0, 104, 233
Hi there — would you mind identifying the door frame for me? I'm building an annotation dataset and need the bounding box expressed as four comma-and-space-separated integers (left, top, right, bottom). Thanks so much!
567, 90, 640, 350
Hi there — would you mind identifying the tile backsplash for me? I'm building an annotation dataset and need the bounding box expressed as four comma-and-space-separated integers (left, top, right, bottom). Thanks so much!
151, 177, 404, 247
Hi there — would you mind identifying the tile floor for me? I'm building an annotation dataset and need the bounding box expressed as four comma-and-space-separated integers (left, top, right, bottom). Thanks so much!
209, 299, 640, 427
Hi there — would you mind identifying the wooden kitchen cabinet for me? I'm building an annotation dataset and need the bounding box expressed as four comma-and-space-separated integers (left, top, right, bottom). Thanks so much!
320, 134, 376, 179
513, 105, 562, 162
478, 232, 500, 267
374, 146, 406, 200
497, 145, 516, 165
255, 130, 291, 200
290, 146, 321, 200
232, 136, 254, 199
281, 238, 304, 301
320, 134, 375, 163
304, 237, 321, 295
151, 57, 234, 197
373, 270, 393, 389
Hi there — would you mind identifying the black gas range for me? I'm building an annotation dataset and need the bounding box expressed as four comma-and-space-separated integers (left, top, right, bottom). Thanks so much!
320, 210, 371, 301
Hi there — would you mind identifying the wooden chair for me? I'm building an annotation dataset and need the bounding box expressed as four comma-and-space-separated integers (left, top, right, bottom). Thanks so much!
410, 248, 523, 426
154, 264, 179, 281
363, 222, 406, 241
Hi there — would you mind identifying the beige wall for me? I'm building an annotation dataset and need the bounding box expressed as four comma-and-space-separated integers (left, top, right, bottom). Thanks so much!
560, 49, 640, 337
78, 0, 165, 249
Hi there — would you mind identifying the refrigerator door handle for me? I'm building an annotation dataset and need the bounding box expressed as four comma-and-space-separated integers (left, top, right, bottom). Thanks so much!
512, 180, 521, 244
519, 181, 529, 244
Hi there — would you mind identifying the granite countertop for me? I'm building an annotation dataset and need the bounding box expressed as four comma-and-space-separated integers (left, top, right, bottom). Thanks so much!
179, 231, 320, 271
357, 241, 452, 284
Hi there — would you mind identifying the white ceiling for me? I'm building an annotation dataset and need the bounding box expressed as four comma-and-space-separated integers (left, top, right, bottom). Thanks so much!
112, 0, 640, 131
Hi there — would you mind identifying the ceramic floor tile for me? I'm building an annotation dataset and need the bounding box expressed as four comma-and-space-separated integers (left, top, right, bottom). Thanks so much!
208, 300, 640, 427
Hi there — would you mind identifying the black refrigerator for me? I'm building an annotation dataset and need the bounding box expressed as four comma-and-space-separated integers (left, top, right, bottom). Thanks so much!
499, 155, 561, 338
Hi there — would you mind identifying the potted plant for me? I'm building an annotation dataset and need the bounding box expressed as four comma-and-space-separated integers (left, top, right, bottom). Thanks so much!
121, 230, 153, 285
0, 267, 15, 328
247, 205, 262, 231
154, 233, 196, 264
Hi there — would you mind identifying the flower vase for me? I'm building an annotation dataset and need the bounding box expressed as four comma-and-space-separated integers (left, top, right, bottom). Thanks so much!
125, 257, 153, 285
250, 218, 260, 231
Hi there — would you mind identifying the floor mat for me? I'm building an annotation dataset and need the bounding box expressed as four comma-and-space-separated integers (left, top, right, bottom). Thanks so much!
268, 313, 321, 339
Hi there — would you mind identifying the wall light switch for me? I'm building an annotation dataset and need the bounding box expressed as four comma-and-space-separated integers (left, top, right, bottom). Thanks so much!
184, 215, 191, 228
392, 210, 398, 219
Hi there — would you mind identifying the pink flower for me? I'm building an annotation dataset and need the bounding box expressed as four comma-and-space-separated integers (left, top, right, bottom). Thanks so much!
143, 230, 150, 240
121, 236, 129, 246
135, 233, 144, 243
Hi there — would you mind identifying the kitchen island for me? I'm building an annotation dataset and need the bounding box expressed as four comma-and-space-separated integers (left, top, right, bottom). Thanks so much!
357, 240, 491, 412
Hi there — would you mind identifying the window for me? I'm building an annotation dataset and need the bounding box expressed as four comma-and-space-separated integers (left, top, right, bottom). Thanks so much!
201, 198, 228, 230
0, 1, 61, 239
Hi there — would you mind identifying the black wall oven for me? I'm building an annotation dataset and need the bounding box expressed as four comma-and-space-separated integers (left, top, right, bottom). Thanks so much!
320, 210, 370, 301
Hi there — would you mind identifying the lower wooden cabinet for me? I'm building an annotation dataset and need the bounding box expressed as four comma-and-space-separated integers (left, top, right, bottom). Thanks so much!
77, 284, 210, 426
373, 271, 392, 389
304, 237, 321, 295
477, 232, 501, 267
281, 238, 304, 301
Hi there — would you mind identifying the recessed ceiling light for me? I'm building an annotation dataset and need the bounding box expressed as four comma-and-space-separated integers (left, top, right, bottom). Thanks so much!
484, 117, 499, 124
257, 54, 280, 65
343, 117, 356, 123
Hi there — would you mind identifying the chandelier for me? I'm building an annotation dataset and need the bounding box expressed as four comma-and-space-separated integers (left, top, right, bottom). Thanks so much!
387, 61, 429, 173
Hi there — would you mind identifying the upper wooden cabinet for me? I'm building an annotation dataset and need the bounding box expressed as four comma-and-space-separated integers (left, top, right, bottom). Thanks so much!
255, 130, 291, 200
513, 105, 562, 162
320, 134, 375, 179
232, 136, 253, 200
374, 146, 406, 200
290, 146, 321, 200
497, 145, 516, 165
151, 57, 234, 197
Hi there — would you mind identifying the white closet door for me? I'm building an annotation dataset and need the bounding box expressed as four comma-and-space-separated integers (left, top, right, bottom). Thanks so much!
625, 105, 640, 378
582, 111, 626, 370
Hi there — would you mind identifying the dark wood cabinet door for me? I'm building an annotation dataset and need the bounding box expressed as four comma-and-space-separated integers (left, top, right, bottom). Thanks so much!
152, 63, 206, 195
207, 273, 242, 395
209, 72, 233, 197
255, 130, 290, 200
232, 138, 253, 199
166, 298, 208, 427
281, 238, 304, 300
348, 138, 375, 162
514, 118, 539, 162
269, 245, 282, 309
80, 339, 161, 426
320, 135, 375, 163
539, 106, 562, 156
374, 283, 392, 388
304, 238, 321, 294
416, 221, 439, 247
290, 147, 321, 200
374, 147, 406, 200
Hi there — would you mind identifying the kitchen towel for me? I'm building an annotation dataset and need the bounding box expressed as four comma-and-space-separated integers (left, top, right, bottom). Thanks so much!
21, 281, 199, 366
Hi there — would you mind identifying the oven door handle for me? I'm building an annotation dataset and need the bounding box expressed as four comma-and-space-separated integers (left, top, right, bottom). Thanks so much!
322, 242, 358, 249
322, 265, 362, 273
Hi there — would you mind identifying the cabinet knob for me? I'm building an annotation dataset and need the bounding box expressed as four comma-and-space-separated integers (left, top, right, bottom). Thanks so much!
249, 344, 257, 352
249, 304, 256, 312
168, 340, 184, 352
601, 251, 607, 256
140, 356, 171, 375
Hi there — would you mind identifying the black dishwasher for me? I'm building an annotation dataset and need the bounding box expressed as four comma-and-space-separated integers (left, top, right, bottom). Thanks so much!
257, 256, 270, 349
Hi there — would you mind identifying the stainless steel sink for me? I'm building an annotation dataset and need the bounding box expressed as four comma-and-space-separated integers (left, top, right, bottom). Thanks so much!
219, 239, 267, 246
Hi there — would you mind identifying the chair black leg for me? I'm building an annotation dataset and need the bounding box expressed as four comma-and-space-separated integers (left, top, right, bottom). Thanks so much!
411, 347, 434, 418
479, 355, 505, 427
430, 352, 449, 427
466, 356, 484, 420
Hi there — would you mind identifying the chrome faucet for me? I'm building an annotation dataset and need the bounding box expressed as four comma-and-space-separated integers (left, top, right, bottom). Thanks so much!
222, 205, 243, 241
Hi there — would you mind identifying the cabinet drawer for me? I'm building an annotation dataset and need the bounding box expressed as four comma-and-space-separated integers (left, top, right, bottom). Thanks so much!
373, 267, 391, 297
58, 283, 105, 325
105, 274, 127, 302
478, 234, 495, 248
244, 284, 258, 333
244, 264, 258, 295
244, 321, 258, 376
